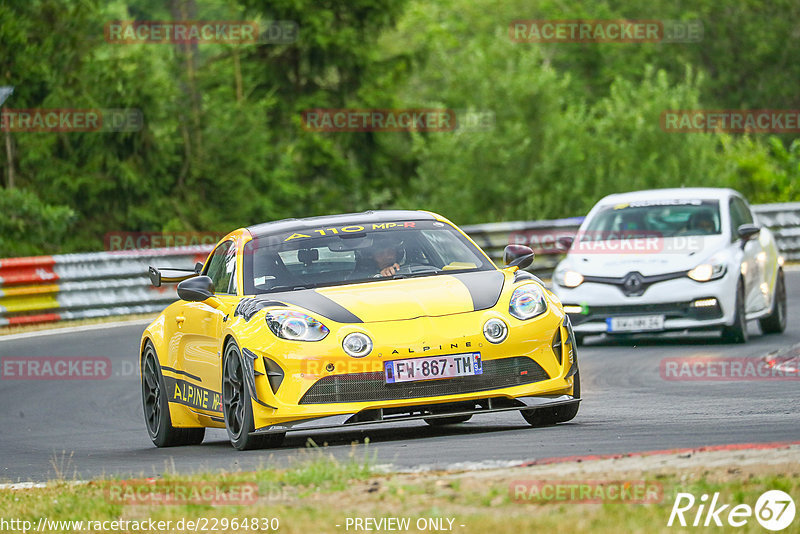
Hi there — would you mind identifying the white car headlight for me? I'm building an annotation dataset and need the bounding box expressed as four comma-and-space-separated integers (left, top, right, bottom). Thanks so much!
509, 284, 548, 320
554, 268, 584, 288
688, 262, 727, 282
265, 310, 329, 341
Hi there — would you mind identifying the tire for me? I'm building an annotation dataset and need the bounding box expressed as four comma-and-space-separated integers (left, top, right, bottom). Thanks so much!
759, 269, 787, 334
424, 415, 472, 426
521, 368, 581, 427
721, 279, 749, 344
573, 333, 585, 347
141, 342, 205, 447
222, 341, 285, 450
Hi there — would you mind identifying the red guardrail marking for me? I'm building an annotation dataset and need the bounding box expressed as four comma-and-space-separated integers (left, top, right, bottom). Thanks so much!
0, 256, 55, 270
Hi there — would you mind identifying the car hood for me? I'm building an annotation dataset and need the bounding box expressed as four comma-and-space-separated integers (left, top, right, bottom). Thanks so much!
246, 270, 506, 323
564, 236, 727, 277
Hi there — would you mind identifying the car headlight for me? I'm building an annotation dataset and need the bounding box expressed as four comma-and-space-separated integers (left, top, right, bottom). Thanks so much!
483, 318, 508, 344
554, 268, 584, 288
688, 262, 727, 282
265, 310, 329, 341
509, 284, 548, 320
342, 332, 373, 357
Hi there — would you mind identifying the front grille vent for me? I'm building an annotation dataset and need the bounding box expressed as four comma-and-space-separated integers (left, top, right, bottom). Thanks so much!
299, 356, 549, 404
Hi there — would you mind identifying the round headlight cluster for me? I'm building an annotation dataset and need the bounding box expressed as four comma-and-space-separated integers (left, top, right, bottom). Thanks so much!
509, 284, 548, 320
483, 318, 508, 344
281, 317, 308, 338
265, 310, 329, 341
343, 332, 373, 358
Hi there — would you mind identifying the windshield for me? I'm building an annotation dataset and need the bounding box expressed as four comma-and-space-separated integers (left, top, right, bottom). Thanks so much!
241, 220, 491, 294
582, 199, 722, 240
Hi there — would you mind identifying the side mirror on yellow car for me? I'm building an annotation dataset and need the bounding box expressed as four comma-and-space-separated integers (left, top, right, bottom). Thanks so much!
177, 275, 216, 302
503, 244, 534, 270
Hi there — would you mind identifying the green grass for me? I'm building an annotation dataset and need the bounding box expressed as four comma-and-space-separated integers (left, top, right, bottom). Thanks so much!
1, 449, 798, 534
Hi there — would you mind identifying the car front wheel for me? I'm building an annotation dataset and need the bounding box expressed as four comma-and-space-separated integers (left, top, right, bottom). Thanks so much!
759, 269, 787, 334
222, 341, 285, 450
721, 279, 748, 344
521, 369, 581, 427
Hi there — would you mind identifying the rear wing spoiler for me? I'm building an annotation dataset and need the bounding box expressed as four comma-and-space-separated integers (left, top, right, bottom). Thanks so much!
148, 263, 203, 287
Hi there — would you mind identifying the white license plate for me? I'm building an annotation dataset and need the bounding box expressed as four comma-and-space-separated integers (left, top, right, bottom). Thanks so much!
384, 352, 482, 384
606, 315, 665, 332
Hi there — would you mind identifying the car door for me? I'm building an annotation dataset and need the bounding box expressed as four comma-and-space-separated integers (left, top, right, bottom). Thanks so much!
172, 240, 238, 414
729, 196, 765, 314
746, 199, 780, 313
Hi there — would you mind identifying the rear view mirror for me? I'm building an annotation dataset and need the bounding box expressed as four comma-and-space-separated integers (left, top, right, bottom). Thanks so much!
556, 236, 575, 250
148, 266, 198, 287
737, 224, 760, 242
297, 248, 319, 266
177, 276, 215, 302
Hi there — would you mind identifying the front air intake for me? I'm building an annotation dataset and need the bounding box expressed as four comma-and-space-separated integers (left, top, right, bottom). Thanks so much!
299, 356, 549, 404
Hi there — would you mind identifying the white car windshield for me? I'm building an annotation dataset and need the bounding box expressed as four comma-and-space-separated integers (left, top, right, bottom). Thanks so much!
582, 199, 721, 240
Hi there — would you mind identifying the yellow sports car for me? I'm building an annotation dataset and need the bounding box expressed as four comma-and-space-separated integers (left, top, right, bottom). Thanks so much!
141, 211, 580, 450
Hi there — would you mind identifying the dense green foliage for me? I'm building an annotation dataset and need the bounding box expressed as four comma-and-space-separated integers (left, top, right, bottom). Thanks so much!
0, 0, 797, 257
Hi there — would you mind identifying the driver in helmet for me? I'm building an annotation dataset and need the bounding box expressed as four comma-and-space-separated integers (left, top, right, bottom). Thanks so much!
371, 235, 403, 277
689, 210, 716, 234
352, 235, 404, 278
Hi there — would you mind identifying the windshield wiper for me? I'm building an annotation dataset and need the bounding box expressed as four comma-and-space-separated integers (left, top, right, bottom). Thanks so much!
266, 284, 316, 292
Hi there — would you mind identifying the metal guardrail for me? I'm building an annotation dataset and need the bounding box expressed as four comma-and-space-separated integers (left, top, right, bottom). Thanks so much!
752, 203, 800, 261
0, 247, 212, 327
463, 216, 585, 274
1, 202, 798, 327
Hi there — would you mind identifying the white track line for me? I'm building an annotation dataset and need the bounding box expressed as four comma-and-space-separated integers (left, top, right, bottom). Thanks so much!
0, 318, 154, 342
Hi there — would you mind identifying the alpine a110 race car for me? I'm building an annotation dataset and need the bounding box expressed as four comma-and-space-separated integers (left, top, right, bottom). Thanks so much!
141, 210, 580, 449
552, 188, 786, 344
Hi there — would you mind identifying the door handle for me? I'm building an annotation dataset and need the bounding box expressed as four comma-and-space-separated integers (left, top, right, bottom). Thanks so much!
176, 316, 186, 325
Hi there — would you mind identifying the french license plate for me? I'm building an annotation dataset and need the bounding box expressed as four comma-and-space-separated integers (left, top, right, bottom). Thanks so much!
606, 315, 665, 332
384, 352, 482, 384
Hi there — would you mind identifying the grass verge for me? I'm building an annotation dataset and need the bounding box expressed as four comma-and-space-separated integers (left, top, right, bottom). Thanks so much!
1, 445, 798, 533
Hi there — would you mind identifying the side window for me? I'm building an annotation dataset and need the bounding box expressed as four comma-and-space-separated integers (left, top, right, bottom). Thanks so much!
735, 197, 754, 225
203, 241, 237, 294
729, 197, 754, 240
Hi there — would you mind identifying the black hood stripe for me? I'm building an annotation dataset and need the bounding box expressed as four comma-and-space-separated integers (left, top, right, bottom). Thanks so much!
248, 270, 503, 322
452, 270, 505, 310
253, 290, 363, 324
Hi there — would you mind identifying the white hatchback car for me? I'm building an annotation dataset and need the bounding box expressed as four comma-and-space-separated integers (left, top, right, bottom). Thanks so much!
552, 188, 786, 343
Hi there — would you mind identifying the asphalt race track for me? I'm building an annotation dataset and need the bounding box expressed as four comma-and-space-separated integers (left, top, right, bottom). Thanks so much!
2, 272, 799, 483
